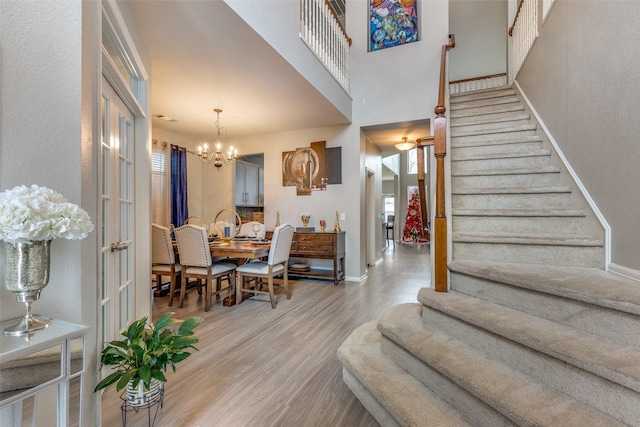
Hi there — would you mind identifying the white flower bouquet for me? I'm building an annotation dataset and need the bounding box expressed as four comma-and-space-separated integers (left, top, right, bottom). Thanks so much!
0, 185, 94, 244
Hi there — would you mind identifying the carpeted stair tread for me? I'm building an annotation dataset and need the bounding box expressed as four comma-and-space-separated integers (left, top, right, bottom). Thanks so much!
453, 149, 551, 161
417, 289, 640, 393
452, 165, 559, 177
337, 321, 473, 427
453, 231, 603, 246
449, 260, 640, 316
450, 97, 520, 111
453, 208, 586, 217
451, 135, 544, 149
450, 111, 530, 127
379, 304, 625, 427
450, 87, 516, 103
453, 185, 572, 195
450, 103, 525, 119
451, 124, 537, 138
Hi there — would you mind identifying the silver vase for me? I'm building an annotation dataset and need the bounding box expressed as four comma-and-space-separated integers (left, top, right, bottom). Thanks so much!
2, 240, 52, 336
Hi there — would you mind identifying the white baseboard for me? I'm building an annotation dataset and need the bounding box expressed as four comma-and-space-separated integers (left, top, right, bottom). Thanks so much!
609, 263, 640, 282
346, 274, 367, 283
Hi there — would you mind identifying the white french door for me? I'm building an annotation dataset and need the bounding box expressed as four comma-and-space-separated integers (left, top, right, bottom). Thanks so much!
100, 76, 135, 343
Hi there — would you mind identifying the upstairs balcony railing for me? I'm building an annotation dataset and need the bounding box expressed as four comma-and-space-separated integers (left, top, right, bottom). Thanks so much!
300, 0, 351, 92
509, 0, 538, 80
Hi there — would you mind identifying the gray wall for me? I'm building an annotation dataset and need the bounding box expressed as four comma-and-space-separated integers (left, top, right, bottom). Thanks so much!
449, 0, 508, 81
517, 0, 640, 270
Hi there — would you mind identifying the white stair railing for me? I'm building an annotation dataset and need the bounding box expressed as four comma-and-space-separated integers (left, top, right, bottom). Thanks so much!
449, 73, 508, 94
300, 0, 351, 92
509, 0, 538, 80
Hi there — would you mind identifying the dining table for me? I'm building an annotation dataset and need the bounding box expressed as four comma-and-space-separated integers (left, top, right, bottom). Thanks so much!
172, 239, 270, 265
208, 239, 270, 263
172, 238, 271, 306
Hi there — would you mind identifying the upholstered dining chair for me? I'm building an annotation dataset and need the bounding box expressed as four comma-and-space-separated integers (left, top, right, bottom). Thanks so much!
173, 224, 237, 312
151, 224, 181, 303
235, 223, 294, 309
239, 221, 267, 239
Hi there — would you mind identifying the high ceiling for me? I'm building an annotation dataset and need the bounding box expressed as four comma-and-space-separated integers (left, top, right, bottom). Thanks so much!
126, 1, 429, 161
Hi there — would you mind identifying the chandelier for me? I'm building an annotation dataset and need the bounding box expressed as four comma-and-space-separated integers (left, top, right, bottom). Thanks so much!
196, 108, 238, 168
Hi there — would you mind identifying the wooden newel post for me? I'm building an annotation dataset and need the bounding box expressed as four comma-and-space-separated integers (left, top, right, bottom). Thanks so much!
433, 106, 448, 292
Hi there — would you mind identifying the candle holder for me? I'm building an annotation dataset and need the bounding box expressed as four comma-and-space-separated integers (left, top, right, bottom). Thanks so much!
333, 211, 341, 232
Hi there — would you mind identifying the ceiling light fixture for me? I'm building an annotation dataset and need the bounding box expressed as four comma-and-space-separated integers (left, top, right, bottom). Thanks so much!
395, 137, 415, 151
196, 108, 238, 168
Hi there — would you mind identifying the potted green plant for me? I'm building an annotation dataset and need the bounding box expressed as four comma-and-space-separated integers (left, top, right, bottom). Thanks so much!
94, 312, 203, 406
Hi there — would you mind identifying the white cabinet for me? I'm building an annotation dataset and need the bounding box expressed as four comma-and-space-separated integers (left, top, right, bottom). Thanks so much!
236, 161, 263, 207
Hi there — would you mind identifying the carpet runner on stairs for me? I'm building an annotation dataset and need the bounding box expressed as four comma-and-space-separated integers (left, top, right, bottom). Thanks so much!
338, 85, 639, 426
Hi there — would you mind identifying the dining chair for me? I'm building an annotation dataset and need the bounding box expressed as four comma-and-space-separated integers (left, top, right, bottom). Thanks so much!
235, 223, 294, 308
386, 214, 395, 247
174, 224, 236, 312
239, 221, 266, 239
151, 224, 181, 303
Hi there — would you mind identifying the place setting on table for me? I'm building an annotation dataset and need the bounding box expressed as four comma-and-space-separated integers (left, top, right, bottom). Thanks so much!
199, 210, 271, 260
169, 214, 271, 259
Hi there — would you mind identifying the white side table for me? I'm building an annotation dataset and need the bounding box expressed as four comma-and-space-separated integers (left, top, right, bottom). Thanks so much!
0, 318, 89, 426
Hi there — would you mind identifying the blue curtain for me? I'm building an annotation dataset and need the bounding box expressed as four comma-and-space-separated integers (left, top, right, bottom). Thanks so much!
170, 144, 188, 227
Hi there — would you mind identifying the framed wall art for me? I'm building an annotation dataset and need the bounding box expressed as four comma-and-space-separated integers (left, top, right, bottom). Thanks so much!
369, 0, 418, 51
282, 141, 342, 196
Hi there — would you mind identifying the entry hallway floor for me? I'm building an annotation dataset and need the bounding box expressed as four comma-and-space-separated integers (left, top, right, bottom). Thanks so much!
101, 243, 430, 427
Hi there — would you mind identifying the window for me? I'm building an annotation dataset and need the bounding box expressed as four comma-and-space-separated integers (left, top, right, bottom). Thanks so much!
151, 141, 169, 226
407, 148, 428, 175
383, 196, 395, 221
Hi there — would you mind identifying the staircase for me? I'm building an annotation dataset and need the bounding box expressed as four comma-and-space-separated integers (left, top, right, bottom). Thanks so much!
338, 86, 640, 426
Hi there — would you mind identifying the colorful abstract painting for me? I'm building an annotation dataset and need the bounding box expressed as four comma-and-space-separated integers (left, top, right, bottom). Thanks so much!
369, 0, 418, 51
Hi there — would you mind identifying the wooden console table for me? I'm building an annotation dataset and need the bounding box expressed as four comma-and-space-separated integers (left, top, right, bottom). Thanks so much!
289, 231, 345, 284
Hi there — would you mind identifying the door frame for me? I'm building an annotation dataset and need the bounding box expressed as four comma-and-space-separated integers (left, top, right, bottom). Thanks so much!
365, 168, 378, 266
101, 0, 152, 334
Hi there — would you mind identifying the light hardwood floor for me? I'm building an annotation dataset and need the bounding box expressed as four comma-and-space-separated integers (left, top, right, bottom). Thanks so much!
101, 243, 430, 426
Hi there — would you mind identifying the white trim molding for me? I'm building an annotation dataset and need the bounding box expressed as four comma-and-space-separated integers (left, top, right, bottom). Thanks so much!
609, 264, 640, 283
